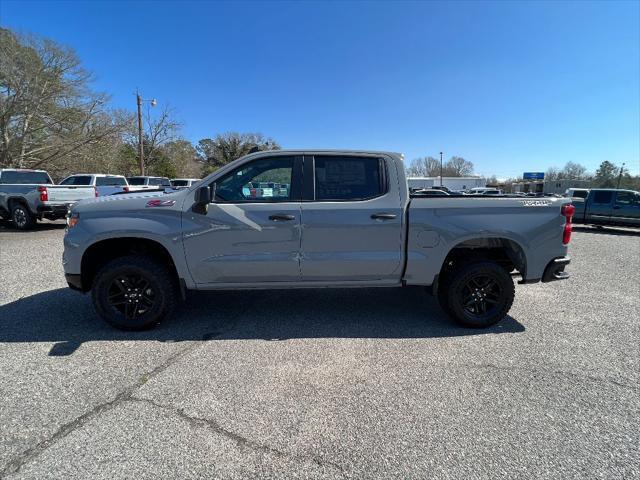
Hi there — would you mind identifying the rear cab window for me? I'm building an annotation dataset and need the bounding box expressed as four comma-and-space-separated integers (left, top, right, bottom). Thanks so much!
0, 171, 53, 184
313, 156, 386, 201
96, 176, 127, 186
148, 177, 171, 187
127, 177, 146, 186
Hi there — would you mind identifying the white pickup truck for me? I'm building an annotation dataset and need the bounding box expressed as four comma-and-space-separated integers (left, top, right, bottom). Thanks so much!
0, 169, 95, 229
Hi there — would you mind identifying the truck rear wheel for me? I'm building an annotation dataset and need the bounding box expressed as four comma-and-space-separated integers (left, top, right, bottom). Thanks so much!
440, 261, 515, 328
91, 256, 177, 330
11, 203, 36, 230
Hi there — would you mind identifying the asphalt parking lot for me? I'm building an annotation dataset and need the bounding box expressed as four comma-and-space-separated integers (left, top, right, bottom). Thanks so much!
0, 220, 638, 479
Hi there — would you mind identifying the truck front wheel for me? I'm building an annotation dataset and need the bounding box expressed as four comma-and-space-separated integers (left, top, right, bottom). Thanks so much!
91, 256, 177, 330
440, 261, 515, 328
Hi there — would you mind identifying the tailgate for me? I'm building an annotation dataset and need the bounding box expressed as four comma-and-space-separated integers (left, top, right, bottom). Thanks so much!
46, 186, 95, 203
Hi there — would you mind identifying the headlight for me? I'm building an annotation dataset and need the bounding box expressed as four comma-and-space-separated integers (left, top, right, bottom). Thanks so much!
67, 211, 80, 228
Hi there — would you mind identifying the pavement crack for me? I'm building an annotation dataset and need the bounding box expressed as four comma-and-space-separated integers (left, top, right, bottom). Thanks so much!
463, 363, 636, 391
0, 335, 212, 477
129, 396, 347, 477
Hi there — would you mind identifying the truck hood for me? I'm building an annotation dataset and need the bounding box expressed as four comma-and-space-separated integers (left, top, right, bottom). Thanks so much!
72, 189, 186, 214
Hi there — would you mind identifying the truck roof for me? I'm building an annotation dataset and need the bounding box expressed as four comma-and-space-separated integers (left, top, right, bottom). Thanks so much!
241, 149, 403, 159
0, 168, 48, 173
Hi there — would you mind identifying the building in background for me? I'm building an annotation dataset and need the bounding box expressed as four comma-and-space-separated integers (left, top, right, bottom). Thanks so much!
511, 179, 590, 195
407, 176, 486, 191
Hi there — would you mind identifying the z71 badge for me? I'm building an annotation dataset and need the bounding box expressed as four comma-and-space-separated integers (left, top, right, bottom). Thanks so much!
520, 200, 551, 206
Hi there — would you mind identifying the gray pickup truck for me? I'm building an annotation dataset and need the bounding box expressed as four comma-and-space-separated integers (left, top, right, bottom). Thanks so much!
63, 150, 574, 330
571, 188, 640, 227
0, 169, 95, 229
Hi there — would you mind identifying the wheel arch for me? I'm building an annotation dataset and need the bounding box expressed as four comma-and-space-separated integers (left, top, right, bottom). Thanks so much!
81, 237, 180, 292
437, 236, 528, 284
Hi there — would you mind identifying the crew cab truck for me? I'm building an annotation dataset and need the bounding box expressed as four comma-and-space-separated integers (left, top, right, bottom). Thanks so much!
63, 150, 574, 330
0, 169, 95, 230
571, 188, 640, 228
126, 176, 172, 191
59, 174, 130, 196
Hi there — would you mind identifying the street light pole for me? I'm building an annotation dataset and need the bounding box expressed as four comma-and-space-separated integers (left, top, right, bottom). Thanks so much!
616, 163, 626, 189
439, 152, 443, 187
136, 92, 144, 176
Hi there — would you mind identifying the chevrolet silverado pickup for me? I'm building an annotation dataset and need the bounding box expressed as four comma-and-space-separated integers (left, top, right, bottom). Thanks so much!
571, 188, 640, 227
63, 150, 574, 330
0, 169, 95, 230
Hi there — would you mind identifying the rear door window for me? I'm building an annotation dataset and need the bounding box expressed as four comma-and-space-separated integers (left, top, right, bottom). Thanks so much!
60, 175, 92, 186
592, 191, 613, 204
313, 156, 385, 201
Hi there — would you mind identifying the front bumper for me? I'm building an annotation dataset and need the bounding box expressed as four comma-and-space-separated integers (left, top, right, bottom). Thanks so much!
541, 256, 571, 282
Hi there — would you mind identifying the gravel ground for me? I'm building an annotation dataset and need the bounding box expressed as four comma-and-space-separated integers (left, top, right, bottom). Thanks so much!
0, 220, 638, 479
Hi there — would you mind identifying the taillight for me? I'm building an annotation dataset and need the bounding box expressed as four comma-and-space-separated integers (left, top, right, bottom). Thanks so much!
561, 204, 575, 245
37, 186, 48, 202
123, 186, 129, 192
94, 187, 99, 197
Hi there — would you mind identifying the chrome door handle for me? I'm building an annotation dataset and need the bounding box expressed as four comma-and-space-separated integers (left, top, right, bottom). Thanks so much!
269, 214, 296, 221
371, 213, 397, 220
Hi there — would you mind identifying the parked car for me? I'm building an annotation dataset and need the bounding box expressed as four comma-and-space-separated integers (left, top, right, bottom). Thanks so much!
63, 150, 573, 331
572, 189, 640, 227
0, 168, 95, 229
170, 178, 200, 189
565, 188, 590, 199
468, 187, 502, 195
126, 176, 172, 191
412, 188, 450, 196
59, 174, 129, 196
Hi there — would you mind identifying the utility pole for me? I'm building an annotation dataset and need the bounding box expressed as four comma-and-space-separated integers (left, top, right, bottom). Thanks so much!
136, 91, 157, 176
616, 163, 625, 189
136, 91, 144, 176
439, 152, 443, 187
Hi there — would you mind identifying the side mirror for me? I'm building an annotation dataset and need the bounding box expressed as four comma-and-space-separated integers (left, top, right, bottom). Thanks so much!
193, 185, 212, 214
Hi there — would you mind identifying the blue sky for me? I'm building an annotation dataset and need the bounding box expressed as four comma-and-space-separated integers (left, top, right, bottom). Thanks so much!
2, 0, 639, 177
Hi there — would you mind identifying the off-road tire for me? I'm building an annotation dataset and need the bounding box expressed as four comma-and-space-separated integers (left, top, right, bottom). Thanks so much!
440, 261, 515, 328
91, 255, 177, 330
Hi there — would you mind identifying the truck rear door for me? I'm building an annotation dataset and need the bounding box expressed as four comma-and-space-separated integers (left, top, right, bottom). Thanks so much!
51, 175, 95, 202
299, 155, 403, 283
586, 190, 614, 225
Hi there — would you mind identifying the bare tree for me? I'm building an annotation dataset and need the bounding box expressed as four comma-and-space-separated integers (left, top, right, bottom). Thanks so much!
198, 132, 280, 175
443, 156, 474, 176
0, 28, 129, 171
406, 156, 441, 177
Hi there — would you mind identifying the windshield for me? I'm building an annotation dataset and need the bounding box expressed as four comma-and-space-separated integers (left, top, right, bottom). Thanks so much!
127, 177, 146, 185
96, 176, 127, 186
171, 180, 188, 187
0, 171, 52, 184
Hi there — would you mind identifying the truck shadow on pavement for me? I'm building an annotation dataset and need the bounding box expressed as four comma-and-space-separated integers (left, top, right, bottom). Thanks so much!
0, 287, 525, 356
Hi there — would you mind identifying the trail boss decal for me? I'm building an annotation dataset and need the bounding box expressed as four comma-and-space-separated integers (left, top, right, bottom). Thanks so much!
520, 200, 551, 207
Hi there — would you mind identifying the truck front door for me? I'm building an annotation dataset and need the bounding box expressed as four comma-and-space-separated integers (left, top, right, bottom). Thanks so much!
182, 155, 303, 285
299, 155, 404, 283
611, 190, 640, 226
